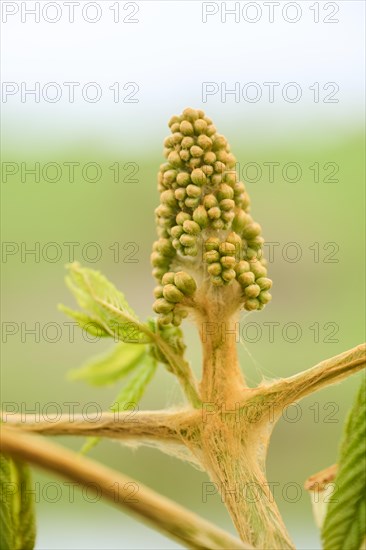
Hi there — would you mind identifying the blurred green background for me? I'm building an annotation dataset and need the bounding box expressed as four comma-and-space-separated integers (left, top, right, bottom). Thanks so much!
1, 1, 365, 548
2, 130, 365, 549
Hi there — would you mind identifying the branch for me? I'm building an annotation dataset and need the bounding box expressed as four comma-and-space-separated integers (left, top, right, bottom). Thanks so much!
0, 426, 252, 550
1, 410, 184, 443
250, 343, 366, 416
153, 335, 202, 408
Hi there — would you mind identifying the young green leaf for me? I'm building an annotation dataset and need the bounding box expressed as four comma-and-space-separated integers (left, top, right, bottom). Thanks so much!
110, 355, 157, 413
69, 342, 147, 386
62, 263, 153, 344
0, 456, 36, 550
322, 377, 366, 550
81, 356, 157, 454
0, 455, 14, 550
58, 305, 111, 338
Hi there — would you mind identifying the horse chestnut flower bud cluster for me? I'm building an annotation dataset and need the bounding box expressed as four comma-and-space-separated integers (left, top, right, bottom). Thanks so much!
152, 108, 272, 324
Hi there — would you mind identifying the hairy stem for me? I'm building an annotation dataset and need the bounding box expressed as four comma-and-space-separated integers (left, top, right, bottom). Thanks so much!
1, 410, 185, 443
0, 426, 252, 550
199, 309, 245, 403
250, 343, 366, 418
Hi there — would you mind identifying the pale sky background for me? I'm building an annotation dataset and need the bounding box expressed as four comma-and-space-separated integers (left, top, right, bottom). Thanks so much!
1, 0, 365, 153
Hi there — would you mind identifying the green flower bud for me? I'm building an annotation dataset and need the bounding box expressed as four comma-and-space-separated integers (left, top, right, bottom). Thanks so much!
174, 187, 186, 201
212, 134, 227, 150
211, 276, 224, 286
162, 272, 176, 285
180, 150, 190, 162
245, 248, 258, 260
153, 298, 175, 314
235, 260, 250, 275
164, 136, 173, 147
181, 136, 194, 149
203, 151, 216, 165
151, 251, 168, 267
220, 199, 235, 211
174, 271, 197, 295
204, 237, 220, 251
202, 164, 214, 176
193, 206, 208, 228
258, 291, 272, 304
211, 174, 223, 185
170, 122, 180, 133
172, 313, 183, 327
214, 161, 226, 174
204, 250, 220, 263
183, 107, 199, 122
226, 232, 242, 247
180, 234, 196, 247
163, 169, 177, 185
208, 262, 222, 276
194, 118, 207, 134
161, 189, 177, 207
219, 242, 236, 256
244, 299, 260, 311
233, 181, 246, 195
153, 285, 164, 298
163, 284, 185, 303
238, 271, 255, 286
159, 312, 174, 325
226, 153, 236, 167
217, 184, 234, 200
190, 145, 204, 158
152, 267, 166, 280
220, 256, 236, 269
212, 219, 225, 230
168, 151, 182, 167
222, 269, 236, 282
170, 225, 184, 239
225, 171, 238, 185
203, 194, 218, 209
183, 220, 201, 235
185, 197, 201, 209
176, 212, 191, 225
156, 204, 174, 218
244, 284, 261, 298
206, 124, 216, 137
176, 172, 191, 186
232, 211, 251, 233
186, 184, 202, 198
197, 135, 212, 150
168, 115, 180, 128
183, 245, 198, 257
172, 238, 182, 251
207, 206, 221, 220
256, 277, 272, 290
157, 238, 174, 256
248, 236, 264, 251
172, 132, 183, 144
243, 223, 261, 240
189, 158, 202, 170
191, 168, 206, 186
180, 120, 194, 136
250, 261, 267, 278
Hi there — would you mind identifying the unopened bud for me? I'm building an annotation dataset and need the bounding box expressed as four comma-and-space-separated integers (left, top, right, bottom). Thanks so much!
163, 284, 185, 303
174, 272, 197, 295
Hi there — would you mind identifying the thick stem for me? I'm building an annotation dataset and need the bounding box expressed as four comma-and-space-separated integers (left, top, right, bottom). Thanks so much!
0, 426, 251, 550
199, 416, 294, 549
199, 309, 245, 403
196, 303, 294, 548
